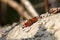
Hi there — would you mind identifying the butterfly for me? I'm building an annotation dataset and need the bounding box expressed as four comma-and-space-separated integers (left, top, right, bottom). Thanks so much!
24, 17, 38, 27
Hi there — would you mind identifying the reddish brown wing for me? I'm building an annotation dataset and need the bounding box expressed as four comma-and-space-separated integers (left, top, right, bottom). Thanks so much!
24, 17, 38, 27
31, 17, 38, 23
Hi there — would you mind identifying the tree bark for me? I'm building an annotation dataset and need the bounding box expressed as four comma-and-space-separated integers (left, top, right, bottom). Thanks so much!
5, 13, 60, 40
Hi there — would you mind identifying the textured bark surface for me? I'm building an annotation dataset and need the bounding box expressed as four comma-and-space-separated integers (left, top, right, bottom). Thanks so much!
0, 13, 60, 40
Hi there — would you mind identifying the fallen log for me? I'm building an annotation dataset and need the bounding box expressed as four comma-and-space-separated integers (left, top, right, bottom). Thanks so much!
0, 12, 60, 40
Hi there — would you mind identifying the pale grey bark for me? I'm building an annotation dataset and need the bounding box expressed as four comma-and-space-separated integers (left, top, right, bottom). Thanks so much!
2, 13, 60, 40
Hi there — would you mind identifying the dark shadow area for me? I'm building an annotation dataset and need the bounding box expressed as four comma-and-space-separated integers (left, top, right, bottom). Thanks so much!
36, 7, 45, 15
0, 0, 20, 26
7, 5, 20, 25
29, 0, 43, 5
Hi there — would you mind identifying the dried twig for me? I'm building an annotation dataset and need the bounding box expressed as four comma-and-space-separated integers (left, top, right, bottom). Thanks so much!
44, 0, 49, 12
21, 0, 39, 17
1, 0, 32, 19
